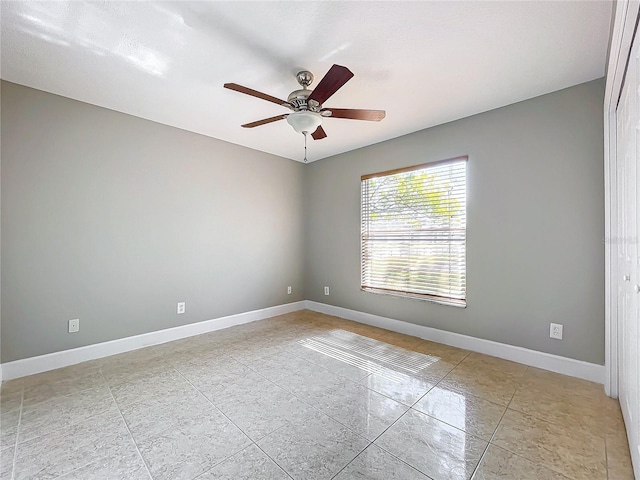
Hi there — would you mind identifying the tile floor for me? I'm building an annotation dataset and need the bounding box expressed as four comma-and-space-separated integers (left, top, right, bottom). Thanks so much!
0, 310, 634, 480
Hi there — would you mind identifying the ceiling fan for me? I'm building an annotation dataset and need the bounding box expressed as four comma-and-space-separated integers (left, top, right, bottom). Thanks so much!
224, 64, 385, 150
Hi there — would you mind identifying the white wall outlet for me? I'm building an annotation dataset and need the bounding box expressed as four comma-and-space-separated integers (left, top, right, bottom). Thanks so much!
287, 286, 292, 295
177, 302, 186, 314
550, 323, 563, 340
68, 318, 79, 333
324, 286, 330, 296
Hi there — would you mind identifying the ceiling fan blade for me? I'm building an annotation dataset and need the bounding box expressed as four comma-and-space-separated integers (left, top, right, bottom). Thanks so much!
324, 108, 386, 121
311, 125, 327, 140
241, 114, 288, 128
308, 64, 354, 105
224, 83, 289, 107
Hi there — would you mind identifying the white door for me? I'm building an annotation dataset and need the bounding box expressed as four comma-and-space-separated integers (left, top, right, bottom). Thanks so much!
616, 24, 640, 477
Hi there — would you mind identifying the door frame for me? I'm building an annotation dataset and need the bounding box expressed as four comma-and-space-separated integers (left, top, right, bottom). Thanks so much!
604, 0, 639, 397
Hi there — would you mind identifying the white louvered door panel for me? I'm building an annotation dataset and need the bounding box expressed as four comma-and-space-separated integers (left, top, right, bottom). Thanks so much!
616, 25, 640, 478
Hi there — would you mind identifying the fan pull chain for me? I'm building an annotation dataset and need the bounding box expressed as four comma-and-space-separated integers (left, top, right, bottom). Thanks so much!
303, 132, 308, 163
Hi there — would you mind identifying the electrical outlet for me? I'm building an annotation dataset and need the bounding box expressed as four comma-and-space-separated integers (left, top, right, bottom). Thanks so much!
177, 302, 186, 314
287, 286, 292, 295
68, 318, 79, 333
550, 323, 563, 340
324, 286, 330, 296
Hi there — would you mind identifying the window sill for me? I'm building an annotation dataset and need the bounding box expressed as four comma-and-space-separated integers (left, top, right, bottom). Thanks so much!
361, 287, 467, 308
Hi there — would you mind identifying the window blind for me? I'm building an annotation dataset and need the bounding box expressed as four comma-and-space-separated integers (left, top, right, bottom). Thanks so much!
361, 157, 467, 306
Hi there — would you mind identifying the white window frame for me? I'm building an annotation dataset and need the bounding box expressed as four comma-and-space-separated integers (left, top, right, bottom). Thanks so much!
360, 156, 468, 307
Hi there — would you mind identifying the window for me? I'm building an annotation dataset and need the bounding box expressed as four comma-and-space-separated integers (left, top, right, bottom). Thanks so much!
361, 156, 467, 306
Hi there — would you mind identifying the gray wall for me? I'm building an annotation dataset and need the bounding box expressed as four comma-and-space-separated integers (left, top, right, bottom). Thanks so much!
1, 81, 305, 362
1, 79, 606, 365
305, 79, 605, 364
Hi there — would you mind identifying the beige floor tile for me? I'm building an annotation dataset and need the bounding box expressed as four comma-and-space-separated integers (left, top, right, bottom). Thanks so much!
100, 353, 174, 385
256, 409, 369, 480
22, 367, 105, 407
520, 367, 604, 395
108, 368, 195, 407
292, 328, 450, 382
18, 384, 118, 443
336, 322, 376, 335
375, 409, 488, 480
54, 450, 151, 480
602, 396, 627, 436
13, 409, 130, 480
313, 381, 409, 440
414, 385, 506, 440
414, 357, 461, 381
606, 420, 635, 480
473, 445, 569, 479
0, 385, 22, 415
438, 364, 522, 406
136, 407, 251, 480
0, 409, 20, 449
334, 444, 431, 479
413, 340, 470, 364
215, 387, 315, 442
18, 361, 102, 390
174, 355, 252, 393
492, 409, 607, 479
119, 389, 214, 442
287, 340, 373, 382
267, 359, 355, 404
509, 385, 604, 435
509, 367, 607, 435
198, 444, 289, 480
0, 446, 14, 480
607, 454, 635, 479
380, 333, 422, 350
2, 311, 634, 480
459, 353, 527, 377
360, 368, 436, 406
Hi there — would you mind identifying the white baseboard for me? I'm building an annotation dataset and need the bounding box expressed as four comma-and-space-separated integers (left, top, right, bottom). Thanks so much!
1, 301, 306, 382
305, 301, 605, 384
1, 300, 605, 385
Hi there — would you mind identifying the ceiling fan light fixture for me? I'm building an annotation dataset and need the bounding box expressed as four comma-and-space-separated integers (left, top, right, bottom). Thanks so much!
286, 111, 322, 134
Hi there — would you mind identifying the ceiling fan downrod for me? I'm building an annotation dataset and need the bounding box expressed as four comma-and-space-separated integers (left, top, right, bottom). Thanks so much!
304, 132, 308, 163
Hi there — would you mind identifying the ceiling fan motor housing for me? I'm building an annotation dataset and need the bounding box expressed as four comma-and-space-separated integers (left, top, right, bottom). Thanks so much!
288, 89, 311, 110
287, 90, 321, 113
288, 71, 322, 112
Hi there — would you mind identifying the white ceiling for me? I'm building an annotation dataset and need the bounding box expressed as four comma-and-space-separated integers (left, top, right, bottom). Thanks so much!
1, 1, 612, 162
